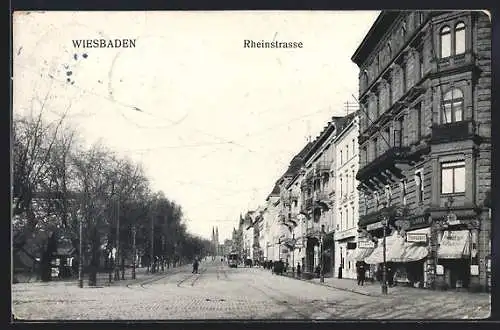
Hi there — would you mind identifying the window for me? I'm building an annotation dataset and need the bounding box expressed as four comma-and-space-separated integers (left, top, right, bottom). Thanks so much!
345, 208, 349, 229
441, 161, 465, 194
374, 192, 380, 208
419, 50, 424, 79
455, 22, 466, 55
340, 150, 343, 164
401, 22, 407, 38
339, 210, 343, 230
340, 177, 343, 196
352, 170, 356, 191
384, 126, 391, 150
346, 145, 349, 160
400, 180, 407, 205
362, 146, 368, 164
415, 102, 422, 140
352, 139, 356, 154
351, 206, 355, 228
373, 137, 378, 158
387, 41, 392, 58
440, 26, 451, 58
385, 185, 392, 205
395, 117, 404, 147
345, 174, 349, 197
414, 170, 424, 203
442, 88, 464, 123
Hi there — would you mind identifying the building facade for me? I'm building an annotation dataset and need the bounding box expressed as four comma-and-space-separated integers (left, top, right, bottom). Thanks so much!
300, 118, 345, 274
333, 113, 360, 280
352, 11, 491, 291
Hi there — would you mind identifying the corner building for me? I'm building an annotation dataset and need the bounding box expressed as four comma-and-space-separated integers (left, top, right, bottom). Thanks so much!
352, 11, 491, 291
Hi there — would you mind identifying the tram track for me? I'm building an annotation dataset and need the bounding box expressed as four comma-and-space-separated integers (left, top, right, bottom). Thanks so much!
176, 267, 207, 288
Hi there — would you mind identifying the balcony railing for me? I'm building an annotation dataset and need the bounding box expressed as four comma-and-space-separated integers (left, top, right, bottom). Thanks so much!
430, 120, 477, 144
356, 146, 410, 182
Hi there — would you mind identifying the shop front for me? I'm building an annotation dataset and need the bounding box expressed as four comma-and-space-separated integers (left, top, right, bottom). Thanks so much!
334, 228, 358, 279
436, 229, 471, 289
349, 239, 375, 281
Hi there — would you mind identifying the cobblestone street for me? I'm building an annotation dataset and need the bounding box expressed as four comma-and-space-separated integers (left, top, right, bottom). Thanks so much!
12, 259, 490, 320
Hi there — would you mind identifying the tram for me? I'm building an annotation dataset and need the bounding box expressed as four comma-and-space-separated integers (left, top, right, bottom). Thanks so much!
227, 252, 239, 268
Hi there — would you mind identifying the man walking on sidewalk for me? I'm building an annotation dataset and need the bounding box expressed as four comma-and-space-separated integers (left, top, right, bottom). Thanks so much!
357, 261, 366, 286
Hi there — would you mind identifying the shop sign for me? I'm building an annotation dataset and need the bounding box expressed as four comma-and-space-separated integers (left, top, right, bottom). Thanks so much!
406, 233, 428, 243
335, 228, 357, 241
436, 265, 444, 275
470, 265, 479, 276
407, 216, 431, 229
366, 221, 383, 231
358, 241, 375, 249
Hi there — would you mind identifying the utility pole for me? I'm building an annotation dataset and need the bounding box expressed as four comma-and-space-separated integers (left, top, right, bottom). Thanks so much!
78, 211, 83, 288
114, 198, 120, 281
132, 226, 136, 279
151, 210, 154, 273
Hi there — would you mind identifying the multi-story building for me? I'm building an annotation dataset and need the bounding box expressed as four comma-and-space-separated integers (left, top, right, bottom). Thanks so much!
276, 143, 312, 267
300, 118, 345, 274
262, 184, 281, 262
352, 11, 491, 291
333, 112, 360, 280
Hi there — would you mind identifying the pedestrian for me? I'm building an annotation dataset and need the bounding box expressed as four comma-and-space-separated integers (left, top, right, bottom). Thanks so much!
315, 265, 321, 278
192, 258, 199, 274
357, 262, 366, 286
296, 263, 301, 278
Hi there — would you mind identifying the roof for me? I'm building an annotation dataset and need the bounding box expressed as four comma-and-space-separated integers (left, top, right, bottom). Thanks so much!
303, 116, 344, 162
351, 11, 400, 66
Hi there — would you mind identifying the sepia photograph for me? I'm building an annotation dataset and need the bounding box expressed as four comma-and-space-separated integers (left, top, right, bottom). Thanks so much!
11, 10, 492, 320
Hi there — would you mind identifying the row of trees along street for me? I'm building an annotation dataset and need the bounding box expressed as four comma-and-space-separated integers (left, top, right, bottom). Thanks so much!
12, 109, 211, 286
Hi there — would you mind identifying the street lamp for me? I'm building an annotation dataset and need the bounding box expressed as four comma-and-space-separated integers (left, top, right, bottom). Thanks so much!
381, 214, 388, 295
132, 226, 137, 279
78, 210, 83, 288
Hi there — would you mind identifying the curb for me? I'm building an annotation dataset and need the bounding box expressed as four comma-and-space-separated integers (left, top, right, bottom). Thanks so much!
279, 272, 378, 297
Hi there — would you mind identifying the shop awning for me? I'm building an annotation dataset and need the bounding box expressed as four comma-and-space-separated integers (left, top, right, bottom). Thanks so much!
391, 243, 428, 263
364, 234, 405, 264
438, 230, 470, 259
349, 247, 375, 261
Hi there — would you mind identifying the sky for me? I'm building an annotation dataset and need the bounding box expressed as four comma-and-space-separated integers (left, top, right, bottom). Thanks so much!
13, 11, 380, 242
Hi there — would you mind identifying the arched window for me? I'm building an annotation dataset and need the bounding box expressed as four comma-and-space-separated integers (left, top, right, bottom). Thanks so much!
387, 42, 392, 58
455, 22, 466, 55
440, 26, 451, 58
442, 88, 464, 123
362, 70, 369, 90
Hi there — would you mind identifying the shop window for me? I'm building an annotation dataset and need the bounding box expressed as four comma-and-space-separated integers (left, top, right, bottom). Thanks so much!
442, 88, 464, 124
440, 26, 452, 58
455, 22, 466, 55
441, 160, 465, 194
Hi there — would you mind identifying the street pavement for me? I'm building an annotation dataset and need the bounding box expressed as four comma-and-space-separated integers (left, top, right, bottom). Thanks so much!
12, 259, 491, 320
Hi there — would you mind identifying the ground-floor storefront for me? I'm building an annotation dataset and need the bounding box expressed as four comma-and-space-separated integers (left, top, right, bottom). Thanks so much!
358, 208, 491, 292
334, 231, 357, 279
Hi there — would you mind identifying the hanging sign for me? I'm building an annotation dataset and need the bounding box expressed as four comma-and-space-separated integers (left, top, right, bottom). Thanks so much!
406, 233, 428, 243
358, 241, 375, 249
470, 265, 479, 276
436, 265, 444, 275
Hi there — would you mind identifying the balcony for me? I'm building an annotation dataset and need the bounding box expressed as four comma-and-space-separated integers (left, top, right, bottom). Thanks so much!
430, 120, 480, 144
356, 147, 410, 182
314, 161, 331, 175
358, 205, 409, 227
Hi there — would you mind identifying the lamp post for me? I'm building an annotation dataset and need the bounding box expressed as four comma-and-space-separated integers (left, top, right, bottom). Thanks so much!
132, 226, 137, 279
114, 198, 120, 281
381, 215, 388, 294
78, 211, 83, 288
